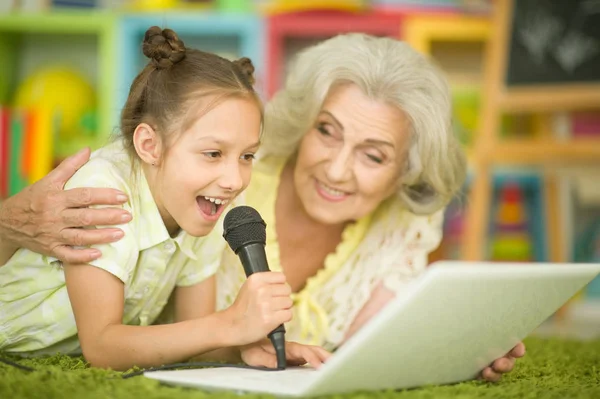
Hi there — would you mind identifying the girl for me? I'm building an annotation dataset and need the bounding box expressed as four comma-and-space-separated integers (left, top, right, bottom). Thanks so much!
0, 26, 329, 371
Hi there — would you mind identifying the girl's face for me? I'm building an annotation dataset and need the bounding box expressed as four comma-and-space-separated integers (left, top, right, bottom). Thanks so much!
292, 83, 411, 225
154, 97, 261, 237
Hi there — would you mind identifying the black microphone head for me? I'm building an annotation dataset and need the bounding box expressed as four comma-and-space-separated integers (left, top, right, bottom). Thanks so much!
223, 206, 267, 253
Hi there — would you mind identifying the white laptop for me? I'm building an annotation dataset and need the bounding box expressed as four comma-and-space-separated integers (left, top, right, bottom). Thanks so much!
145, 261, 600, 397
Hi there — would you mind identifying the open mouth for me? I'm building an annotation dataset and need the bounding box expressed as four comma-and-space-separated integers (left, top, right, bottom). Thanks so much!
196, 196, 229, 218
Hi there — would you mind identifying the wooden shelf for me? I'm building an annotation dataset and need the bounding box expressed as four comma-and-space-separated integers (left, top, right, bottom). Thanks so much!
463, 0, 600, 262
0, 12, 115, 33
485, 139, 600, 164
266, 11, 403, 96
499, 84, 600, 113
403, 14, 490, 55
0, 12, 117, 145
118, 13, 264, 113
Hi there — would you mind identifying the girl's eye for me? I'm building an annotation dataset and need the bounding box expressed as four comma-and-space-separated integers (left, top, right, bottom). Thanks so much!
241, 153, 256, 162
203, 151, 221, 159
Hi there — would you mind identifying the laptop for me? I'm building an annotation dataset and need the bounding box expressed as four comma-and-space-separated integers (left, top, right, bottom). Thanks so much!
145, 261, 600, 397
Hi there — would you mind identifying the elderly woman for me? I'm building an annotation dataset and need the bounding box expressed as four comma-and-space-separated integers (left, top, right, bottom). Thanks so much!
217, 33, 464, 345
0, 33, 524, 381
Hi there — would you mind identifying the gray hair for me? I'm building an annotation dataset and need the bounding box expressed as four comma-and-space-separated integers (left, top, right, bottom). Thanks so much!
261, 33, 467, 215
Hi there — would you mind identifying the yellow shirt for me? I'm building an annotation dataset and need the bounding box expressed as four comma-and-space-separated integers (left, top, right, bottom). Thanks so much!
0, 139, 225, 354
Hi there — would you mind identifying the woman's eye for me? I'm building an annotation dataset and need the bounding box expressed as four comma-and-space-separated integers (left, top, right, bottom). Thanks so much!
203, 151, 221, 159
366, 153, 383, 164
241, 153, 256, 162
317, 123, 333, 137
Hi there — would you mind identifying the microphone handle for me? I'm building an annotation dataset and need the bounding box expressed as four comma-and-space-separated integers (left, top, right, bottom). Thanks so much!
237, 243, 287, 369
237, 243, 288, 335
238, 243, 271, 275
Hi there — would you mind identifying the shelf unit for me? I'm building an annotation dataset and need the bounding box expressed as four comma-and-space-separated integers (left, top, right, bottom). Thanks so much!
402, 12, 547, 262
462, 0, 600, 264
434, 171, 547, 263
403, 13, 490, 157
117, 12, 265, 115
0, 11, 117, 148
265, 10, 403, 97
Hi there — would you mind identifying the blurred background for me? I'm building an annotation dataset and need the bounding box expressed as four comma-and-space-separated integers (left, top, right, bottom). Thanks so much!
0, 0, 599, 338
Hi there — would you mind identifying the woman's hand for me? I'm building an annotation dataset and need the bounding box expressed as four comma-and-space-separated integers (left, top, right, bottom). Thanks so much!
480, 342, 526, 382
0, 148, 132, 264
240, 339, 331, 369
222, 272, 294, 346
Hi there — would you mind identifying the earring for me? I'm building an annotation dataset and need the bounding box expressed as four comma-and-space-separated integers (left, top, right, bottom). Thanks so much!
151, 162, 156, 166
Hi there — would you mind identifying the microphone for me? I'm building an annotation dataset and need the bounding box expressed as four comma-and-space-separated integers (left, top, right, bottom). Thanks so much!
222, 205, 287, 370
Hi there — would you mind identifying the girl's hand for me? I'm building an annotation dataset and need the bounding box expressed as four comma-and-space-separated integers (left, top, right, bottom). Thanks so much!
240, 339, 331, 369
223, 272, 293, 345
480, 342, 526, 382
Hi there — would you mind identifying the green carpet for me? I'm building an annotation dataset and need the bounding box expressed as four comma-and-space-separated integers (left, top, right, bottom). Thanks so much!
1, 337, 599, 398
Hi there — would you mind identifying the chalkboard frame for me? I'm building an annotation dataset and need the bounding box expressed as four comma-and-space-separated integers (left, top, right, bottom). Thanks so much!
506, 0, 600, 87
498, 0, 600, 113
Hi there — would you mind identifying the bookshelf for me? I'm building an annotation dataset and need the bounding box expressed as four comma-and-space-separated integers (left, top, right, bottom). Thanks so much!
0, 12, 117, 196
462, 0, 600, 264
403, 12, 546, 262
265, 10, 403, 97
403, 13, 490, 157
0, 12, 117, 144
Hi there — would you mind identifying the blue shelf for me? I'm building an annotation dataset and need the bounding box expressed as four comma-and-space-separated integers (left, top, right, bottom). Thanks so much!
490, 173, 546, 262
116, 13, 265, 124
444, 170, 547, 262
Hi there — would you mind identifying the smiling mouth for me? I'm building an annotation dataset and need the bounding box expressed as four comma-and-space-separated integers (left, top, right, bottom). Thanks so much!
196, 196, 229, 216
315, 180, 351, 200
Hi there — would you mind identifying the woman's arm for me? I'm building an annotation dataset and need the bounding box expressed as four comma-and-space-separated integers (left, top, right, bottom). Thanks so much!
344, 281, 394, 342
0, 148, 131, 266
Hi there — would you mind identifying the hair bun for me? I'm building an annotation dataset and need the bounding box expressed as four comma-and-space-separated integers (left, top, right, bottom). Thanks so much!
143, 26, 186, 69
233, 57, 256, 85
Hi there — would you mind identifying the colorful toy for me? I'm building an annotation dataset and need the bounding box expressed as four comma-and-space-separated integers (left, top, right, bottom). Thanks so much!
13, 67, 96, 142
490, 182, 533, 261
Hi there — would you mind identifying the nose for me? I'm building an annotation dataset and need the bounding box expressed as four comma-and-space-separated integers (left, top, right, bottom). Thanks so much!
219, 159, 244, 192
325, 147, 353, 183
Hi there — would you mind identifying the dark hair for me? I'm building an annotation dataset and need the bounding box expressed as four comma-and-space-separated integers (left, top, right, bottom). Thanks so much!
120, 26, 261, 162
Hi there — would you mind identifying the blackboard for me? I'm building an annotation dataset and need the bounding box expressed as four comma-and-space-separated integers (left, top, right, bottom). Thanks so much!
506, 0, 600, 86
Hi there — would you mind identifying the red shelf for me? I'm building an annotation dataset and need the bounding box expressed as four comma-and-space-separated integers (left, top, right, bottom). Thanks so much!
266, 11, 404, 97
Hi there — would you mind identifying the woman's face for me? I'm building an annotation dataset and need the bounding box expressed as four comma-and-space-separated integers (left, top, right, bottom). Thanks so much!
293, 83, 411, 225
